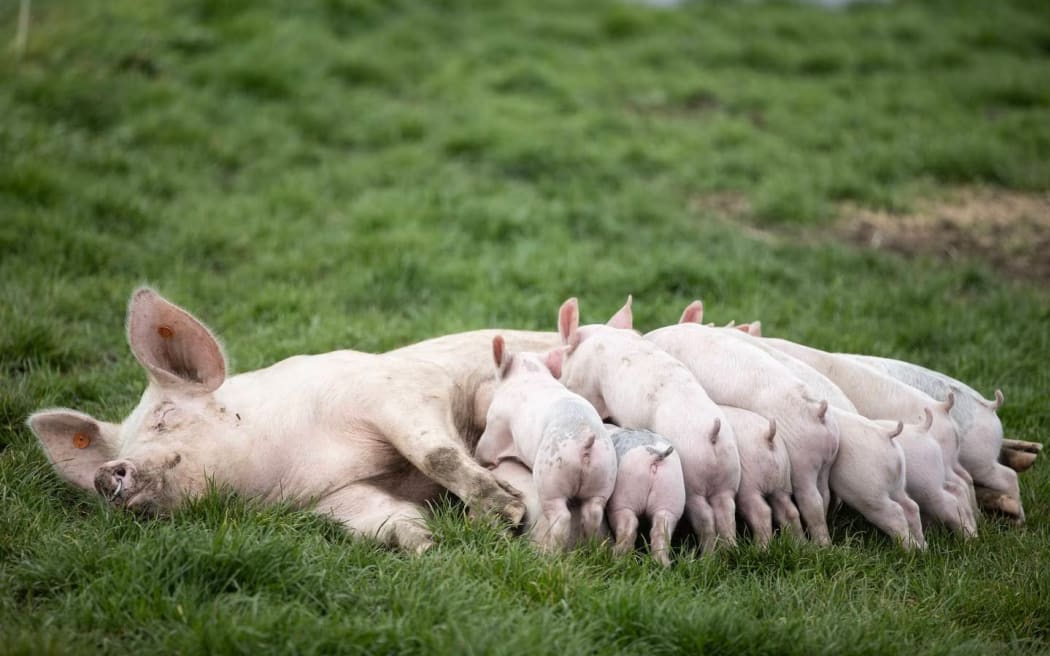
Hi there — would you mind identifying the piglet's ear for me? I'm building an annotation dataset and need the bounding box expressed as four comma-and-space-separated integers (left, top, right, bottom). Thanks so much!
492, 335, 512, 378
747, 321, 763, 337
607, 294, 633, 330
544, 346, 566, 379
127, 287, 226, 392
558, 298, 579, 345
679, 301, 704, 324
28, 409, 120, 492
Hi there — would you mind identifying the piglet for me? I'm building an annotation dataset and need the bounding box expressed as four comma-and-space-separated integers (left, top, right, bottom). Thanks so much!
475, 336, 617, 551
718, 407, 802, 546
604, 425, 685, 567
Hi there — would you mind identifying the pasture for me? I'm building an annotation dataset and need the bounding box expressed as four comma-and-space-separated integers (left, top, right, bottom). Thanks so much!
1, 0, 1048, 653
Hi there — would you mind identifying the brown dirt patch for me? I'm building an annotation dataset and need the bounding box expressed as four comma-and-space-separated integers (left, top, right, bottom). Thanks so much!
838, 188, 1050, 285
692, 188, 1050, 285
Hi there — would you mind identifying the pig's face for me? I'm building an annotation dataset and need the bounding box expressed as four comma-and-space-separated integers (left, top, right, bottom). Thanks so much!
28, 288, 229, 516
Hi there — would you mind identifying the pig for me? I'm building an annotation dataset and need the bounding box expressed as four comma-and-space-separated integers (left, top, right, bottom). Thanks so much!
730, 333, 980, 530
644, 306, 836, 545
604, 425, 685, 566
826, 410, 925, 549
28, 288, 557, 553
551, 296, 741, 553
846, 354, 1026, 522
474, 336, 618, 551
717, 407, 802, 546
879, 409, 976, 536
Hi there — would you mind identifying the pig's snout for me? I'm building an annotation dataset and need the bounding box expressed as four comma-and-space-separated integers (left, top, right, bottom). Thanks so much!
94, 460, 136, 502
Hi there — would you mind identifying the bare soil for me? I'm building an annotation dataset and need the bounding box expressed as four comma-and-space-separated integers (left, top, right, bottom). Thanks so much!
694, 188, 1050, 285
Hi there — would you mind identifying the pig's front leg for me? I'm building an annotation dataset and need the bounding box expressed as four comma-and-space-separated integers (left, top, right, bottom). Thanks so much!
377, 398, 526, 525
317, 484, 434, 554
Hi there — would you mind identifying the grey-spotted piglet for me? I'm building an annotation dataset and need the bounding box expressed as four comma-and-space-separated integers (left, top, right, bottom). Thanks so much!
718, 407, 802, 546
604, 425, 685, 567
475, 336, 617, 551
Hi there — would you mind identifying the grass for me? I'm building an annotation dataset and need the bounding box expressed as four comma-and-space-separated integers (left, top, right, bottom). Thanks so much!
1, 0, 1049, 653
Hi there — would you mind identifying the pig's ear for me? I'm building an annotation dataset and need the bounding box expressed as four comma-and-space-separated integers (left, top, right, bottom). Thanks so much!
28, 409, 120, 492
607, 294, 633, 330
492, 335, 511, 378
747, 321, 763, 337
127, 287, 226, 392
544, 346, 566, 379
558, 298, 580, 345
679, 301, 704, 325
734, 324, 752, 334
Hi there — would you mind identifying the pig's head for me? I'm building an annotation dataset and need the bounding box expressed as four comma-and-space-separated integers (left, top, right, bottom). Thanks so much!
28, 288, 230, 516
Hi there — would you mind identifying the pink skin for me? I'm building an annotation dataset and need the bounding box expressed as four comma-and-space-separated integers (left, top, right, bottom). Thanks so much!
718, 407, 802, 547
475, 336, 617, 552
829, 409, 926, 549
755, 337, 979, 529
488, 458, 585, 548
876, 411, 976, 537
644, 307, 837, 545
715, 327, 929, 547
604, 425, 685, 567
848, 354, 1024, 523
29, 290, 575, 554
552, 297, 741, 553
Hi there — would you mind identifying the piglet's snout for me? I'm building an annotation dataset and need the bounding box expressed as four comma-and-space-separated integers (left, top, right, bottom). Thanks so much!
94, 460, 136, 502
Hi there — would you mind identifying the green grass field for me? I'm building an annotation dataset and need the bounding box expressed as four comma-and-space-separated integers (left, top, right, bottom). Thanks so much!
2, 0, 1049, 653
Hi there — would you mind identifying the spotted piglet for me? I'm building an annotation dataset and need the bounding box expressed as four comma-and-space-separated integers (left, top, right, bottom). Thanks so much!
604, 425, 685, 567
475, 336, 617, 551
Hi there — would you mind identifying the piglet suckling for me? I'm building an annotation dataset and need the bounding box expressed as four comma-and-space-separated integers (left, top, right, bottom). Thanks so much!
475, 336, 617, 551
551, 297, 741, 553
644, 306, 835, 545
717, 407, 802, 546
604, 425, 685, 566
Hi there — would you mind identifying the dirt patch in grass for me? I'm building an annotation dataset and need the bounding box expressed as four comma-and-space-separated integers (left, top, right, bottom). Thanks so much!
694, 188, 1050, 285
839, 188, 1050, 285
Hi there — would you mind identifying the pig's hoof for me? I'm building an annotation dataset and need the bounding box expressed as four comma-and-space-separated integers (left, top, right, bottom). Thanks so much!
395, 522, 435, 554
652, 549, 672, 568
1001, 449, 1037, 473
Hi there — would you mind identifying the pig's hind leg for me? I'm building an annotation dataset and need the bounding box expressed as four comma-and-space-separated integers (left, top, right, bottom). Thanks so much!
736, 490, 774, 547
770, 491, 805, 539
608, 508, 640, 557
685, 494, 717, 553
576, 440, 617, 541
